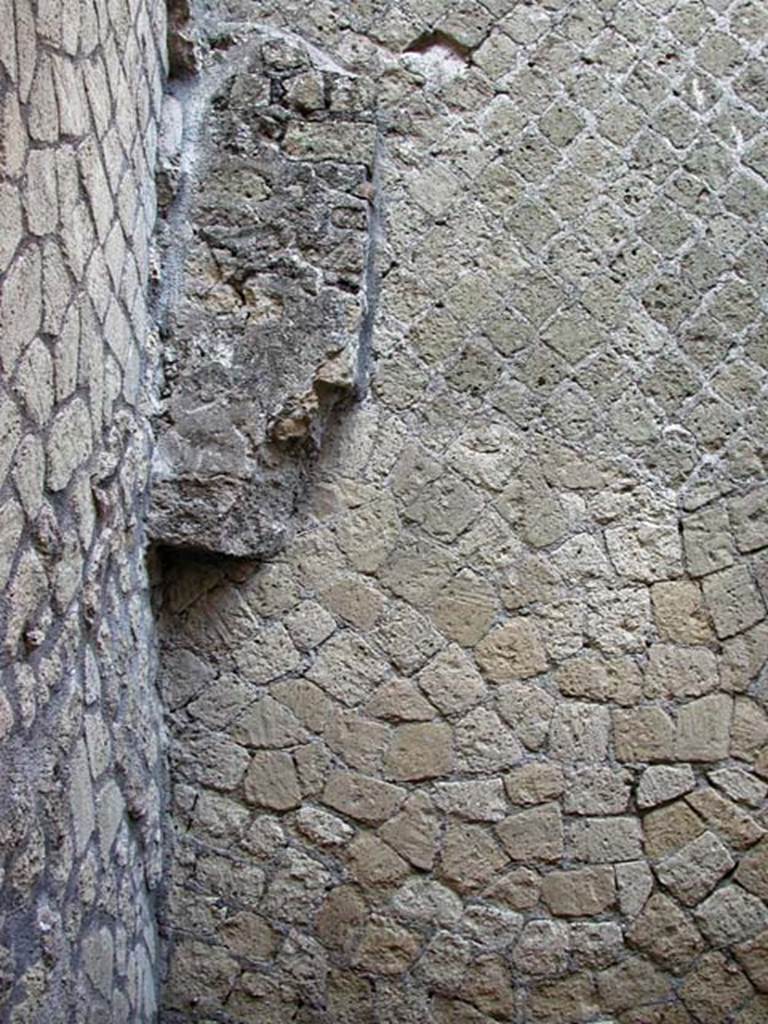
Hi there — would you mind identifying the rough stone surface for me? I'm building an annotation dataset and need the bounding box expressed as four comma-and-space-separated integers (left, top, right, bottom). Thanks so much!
0, 0, 166, 1020
6, 0, 768, 1020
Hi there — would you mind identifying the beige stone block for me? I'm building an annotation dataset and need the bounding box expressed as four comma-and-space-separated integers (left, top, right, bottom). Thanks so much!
70, 739, 95, 858
731, 696, 768, 763
513, 919, 569, 976
270, 679, 332, 735
614, 705, 675, 763
28, 54, 59, 142
378, 792, 440, 870
438, 822, 509, 894
284, 121, 377, 165
96, 779, 125, 863
455, 706, 523, 773
1, 92, 27, 177
384, 722, 452, 781
325, 710, 390, 774
721, 623, 768, 693
429, 569, 498, 646
321, 576, 384, 630
0, 393, 22, 485
295, 806, 354, 848
684, 503, 738, 577
283, 600, 335, 651
644, 642, 718, 698
322, 770, 406, 824
233, 692, 309, 749
654, 830, 735, 906
416, 931, 473, 992
347, 833, 409, 888
82, 926, 114, 1001
703, 564, 765, 638
694, 884, 768, 947
674, 693, 732, 761
650, 579, 714, 643
164, 939, 239, 1012
627, 892, 704, 970
306, 631, 388, 706
505, 763, 565, 806
316, 885, 367, 955
433, 779, 507, 821
550, 701, 610, 763
14, 337, 54, 427
354, 919, 420, 975
616, 860, 653, 917
417, 644, 487, 715
637, 764, 695, 808
563, 764, 631, 815
585, 585, 652, 654
336, 494, 399, 573
375, 602, 444, 674
393, 878, 462, 927
219, 911, 277, 960
571, 815, 643, 863
366, 679, 435, 722
52, 53, 88, 137
570, 921, 623, 969
596, 955, 671, 1013
709, 766, 767, 807
496, 681, 554, 750
643, 799, 706, 861
25, 147, 59, 237
605, 520, 683, 582
47, 397, 92, 492
496, 803, 563, 863
730, 485, 768, 554
485, 866, 541, 911
540, 865, 615, 917
680, 951, 753, 1024
527, 973, 598, 1023
243, 751, 301, 810
554, 654, 643, 705
476, 618, 548, 681
686, 785, 764, 849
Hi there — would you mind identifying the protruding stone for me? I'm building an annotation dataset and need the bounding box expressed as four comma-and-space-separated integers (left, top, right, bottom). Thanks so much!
243, 751, 302, 811
496, 803, 564, 863
637, 765, 696, 808
654, 831, 735, 906
475, 618, 548, 681
627, 892, 704, 970
322, 771, 406, 825
540, 866, 615, 917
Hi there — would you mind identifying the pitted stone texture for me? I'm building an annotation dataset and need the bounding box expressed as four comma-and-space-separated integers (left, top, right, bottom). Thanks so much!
149, 32, 378, 557
157, 0, 768, 1021
0, 0, 167, 1020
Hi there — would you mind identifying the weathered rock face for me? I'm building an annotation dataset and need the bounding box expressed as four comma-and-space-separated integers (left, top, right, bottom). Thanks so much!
0, 0, 166, 1019
157, 0, 768, 1021
149, 28, 379, 556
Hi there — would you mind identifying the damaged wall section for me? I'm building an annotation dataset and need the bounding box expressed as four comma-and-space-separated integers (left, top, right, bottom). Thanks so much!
149, 25, 380, 558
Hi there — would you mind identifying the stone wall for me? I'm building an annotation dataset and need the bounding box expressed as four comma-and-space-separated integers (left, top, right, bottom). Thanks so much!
158, 1, 768, 1023
0, 0, 166, 1019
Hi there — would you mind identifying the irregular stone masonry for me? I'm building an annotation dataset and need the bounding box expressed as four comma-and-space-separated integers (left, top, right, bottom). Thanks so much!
0, 0, 166, 1019
3, 0, 768, 1022
157, 1, 768, 1022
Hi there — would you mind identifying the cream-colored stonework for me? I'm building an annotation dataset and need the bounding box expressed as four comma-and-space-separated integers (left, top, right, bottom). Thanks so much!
156, 1, 768, 1022
4, 0, 768, 1021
